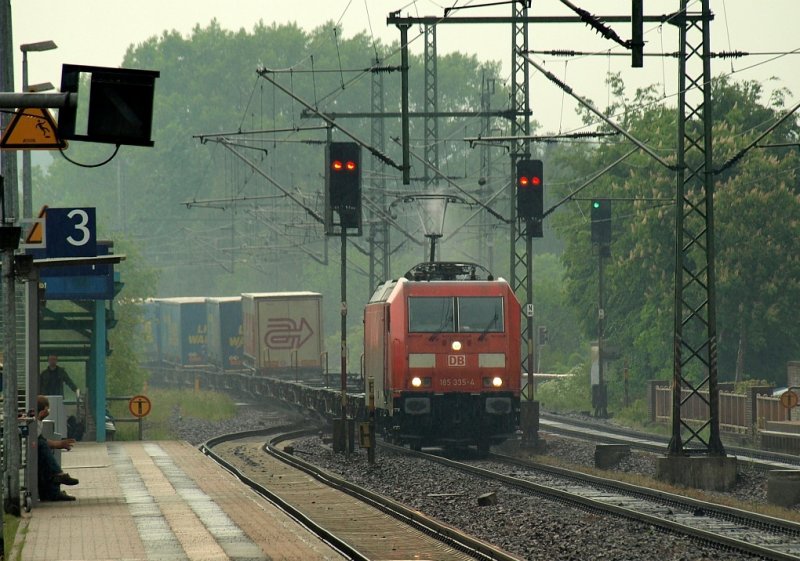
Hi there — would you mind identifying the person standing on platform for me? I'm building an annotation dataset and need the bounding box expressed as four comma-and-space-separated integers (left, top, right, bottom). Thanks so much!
36, 395, 79, 501
40, 355, 79, 397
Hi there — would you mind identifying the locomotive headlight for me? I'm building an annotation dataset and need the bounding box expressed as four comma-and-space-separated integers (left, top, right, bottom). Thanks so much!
411, 376, 423, 388
492, 376, 503, 388
451, 340, 462, 351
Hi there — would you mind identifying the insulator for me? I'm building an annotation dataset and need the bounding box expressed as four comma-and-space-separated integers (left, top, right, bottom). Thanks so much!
713, 51, 748, 59
370, 65, 401, 74
548, 50, 578, 57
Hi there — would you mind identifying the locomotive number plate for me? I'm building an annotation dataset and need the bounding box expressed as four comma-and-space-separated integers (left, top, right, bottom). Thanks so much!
447, 355, 467, 367
441, 377, 476, 387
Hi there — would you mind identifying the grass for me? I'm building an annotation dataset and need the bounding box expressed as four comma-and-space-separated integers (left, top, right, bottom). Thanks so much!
4, 513, 23, 560
106, 388, 238, 440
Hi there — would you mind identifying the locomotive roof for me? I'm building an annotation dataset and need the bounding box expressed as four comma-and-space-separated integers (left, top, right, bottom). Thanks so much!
368, 275, 510, 304
368, 263, 507, 303
153, 297, 207, 304
403, 261, 494, 281
205, 296, 241, 303
241, 291, 321, 298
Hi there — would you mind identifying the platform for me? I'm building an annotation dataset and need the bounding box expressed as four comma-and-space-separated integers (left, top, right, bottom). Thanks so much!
11, 440, 346, 561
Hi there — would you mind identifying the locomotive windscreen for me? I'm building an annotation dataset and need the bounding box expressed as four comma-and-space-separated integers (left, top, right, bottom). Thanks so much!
408, 297, 454, 333
408, 296, 504, 334
458, 297, 503, 333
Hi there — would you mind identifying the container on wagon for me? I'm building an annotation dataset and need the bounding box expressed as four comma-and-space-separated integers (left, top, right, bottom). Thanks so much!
206, 296, 243, 371
139, 298, 161, 365
157, 297, 208, 367
241, 292, 324, 380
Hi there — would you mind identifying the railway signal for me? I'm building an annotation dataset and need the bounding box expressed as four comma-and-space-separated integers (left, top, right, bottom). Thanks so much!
516, 159, 544, 237
538, 326, 548, 346
591, 199, 612, 251
326, 141, 362, 230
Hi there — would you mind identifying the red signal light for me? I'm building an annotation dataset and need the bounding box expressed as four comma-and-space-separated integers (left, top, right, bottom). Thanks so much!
332, 160, 357, 172
519, 176, 529, 187
531, 175, 541, 186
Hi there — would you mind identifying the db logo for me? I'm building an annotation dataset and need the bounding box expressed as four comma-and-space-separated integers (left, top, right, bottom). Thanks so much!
447, 355, 466, 367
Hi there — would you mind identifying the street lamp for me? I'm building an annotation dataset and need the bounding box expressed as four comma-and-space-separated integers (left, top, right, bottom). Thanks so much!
20, 40, 58, 219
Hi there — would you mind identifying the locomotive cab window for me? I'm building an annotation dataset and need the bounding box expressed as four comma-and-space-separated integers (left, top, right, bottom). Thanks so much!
458, 297, 503, 333
408, 296, 503, 334
408, 297, 455, 333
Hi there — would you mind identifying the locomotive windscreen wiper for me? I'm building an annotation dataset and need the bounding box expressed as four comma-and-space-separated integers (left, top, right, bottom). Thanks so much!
478, 312, 499, 341
428, 305, 454, 341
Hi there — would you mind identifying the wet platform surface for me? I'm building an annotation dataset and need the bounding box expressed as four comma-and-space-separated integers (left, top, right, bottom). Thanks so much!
12, 440, 345, 561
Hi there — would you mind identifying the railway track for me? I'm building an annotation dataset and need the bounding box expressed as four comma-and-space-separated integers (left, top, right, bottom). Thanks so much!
539, 412, 800, 469
400, 443, 800, 561
202, 423, 800, 560
202, 426, 522, 561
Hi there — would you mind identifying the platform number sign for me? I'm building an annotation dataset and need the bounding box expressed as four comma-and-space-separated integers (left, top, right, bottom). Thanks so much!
45, 207, 97, 258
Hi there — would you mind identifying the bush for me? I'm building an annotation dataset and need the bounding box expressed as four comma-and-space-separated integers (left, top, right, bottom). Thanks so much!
534, 363, 591, 413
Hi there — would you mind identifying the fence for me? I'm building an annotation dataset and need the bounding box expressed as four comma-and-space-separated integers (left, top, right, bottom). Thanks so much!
650, 382, 787, 436
106, 395, 145, 440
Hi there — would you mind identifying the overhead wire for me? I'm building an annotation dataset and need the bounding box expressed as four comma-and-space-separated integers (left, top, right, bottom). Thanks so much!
307, 0, 477, 109
238, 77, 260, 133
533, 0, 800, 142
363, 0, 380, 61
211, 0, 800, 265
721, 0, 735, 74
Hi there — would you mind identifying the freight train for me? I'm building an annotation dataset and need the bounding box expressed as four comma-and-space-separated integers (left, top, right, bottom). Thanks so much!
143, 262, 521, 453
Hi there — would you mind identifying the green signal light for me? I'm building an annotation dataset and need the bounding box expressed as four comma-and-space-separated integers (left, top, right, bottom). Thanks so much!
592, 201, 600, 209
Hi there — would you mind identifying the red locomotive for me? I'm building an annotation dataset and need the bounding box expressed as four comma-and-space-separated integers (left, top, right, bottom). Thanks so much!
364, 262, 521, 454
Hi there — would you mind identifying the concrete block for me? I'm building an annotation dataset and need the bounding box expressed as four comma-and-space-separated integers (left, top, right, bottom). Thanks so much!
655, 455, 738, 491
595, 443, 630, 469
767, 470, 800, 507
520, 400, 539, 439
477, 492, 498, 506
765, 421, 800, 435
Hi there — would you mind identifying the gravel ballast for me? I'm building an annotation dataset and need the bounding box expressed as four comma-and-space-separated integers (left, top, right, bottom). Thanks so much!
170, 401, 773, 561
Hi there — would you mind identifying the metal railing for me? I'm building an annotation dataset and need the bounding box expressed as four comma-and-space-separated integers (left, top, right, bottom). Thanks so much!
106, 396, 145, 440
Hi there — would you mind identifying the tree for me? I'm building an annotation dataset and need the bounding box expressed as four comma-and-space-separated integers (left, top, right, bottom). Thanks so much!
107, 238, 160, 394
553, 75, 800, 392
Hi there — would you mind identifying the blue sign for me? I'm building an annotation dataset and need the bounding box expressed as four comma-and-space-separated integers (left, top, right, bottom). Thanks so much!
39, 243, 111, 278
39, 244, 115, 300
41, 274, 114, 300
46, 207, 96, 258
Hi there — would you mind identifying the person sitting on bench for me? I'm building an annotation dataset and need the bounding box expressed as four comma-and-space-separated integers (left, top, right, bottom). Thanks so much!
36, 395, 79, 502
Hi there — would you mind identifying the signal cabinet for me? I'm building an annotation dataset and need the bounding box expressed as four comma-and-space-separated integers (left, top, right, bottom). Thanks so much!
206, 297, 243, 371
241, 292, 324, 377
157, 297, 208, 367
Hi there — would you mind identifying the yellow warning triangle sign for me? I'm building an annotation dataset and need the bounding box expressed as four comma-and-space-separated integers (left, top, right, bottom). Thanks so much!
0, 107, 67, 150
24, 205, 48, 245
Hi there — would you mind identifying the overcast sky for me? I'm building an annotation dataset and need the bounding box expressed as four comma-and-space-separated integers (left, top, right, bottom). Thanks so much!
10, 1, 800, 133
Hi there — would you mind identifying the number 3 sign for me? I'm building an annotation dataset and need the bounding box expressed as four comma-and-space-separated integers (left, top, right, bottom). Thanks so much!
45, 207, 97, 258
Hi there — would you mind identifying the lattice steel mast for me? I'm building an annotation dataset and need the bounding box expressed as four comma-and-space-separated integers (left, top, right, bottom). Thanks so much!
669, 0, 724, 456
510, 1, 534, 402
368, 59, 390, 295
422, 24, 442, 259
